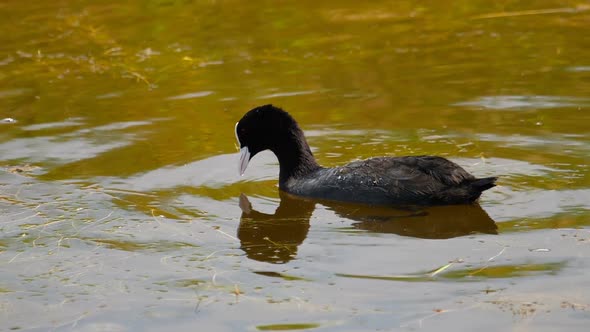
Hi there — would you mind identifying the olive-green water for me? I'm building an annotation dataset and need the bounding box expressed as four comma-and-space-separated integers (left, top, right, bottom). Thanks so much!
1, 1, 589, 331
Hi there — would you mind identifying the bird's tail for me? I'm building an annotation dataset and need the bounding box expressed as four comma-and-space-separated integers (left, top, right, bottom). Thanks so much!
471, 177, 498, 192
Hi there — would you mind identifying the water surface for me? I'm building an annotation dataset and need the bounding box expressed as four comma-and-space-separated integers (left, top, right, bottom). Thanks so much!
1, 1, 589, 331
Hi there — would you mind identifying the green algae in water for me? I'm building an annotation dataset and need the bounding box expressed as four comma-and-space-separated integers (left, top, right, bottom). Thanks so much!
441, 262, 565, 280
0, 287, 13, 293
253, 271, 312, 281
337, 261, 566, 282
87, 238, 198, 252
256, 323, 321, 331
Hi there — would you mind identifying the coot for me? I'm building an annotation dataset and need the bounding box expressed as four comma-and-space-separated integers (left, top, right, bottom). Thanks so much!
235, 104, 497, 205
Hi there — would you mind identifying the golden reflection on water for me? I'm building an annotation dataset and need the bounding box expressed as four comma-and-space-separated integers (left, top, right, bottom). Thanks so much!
0, 0, 588, 186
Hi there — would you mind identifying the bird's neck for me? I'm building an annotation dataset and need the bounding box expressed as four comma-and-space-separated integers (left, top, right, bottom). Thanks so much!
271, 127, 321, 185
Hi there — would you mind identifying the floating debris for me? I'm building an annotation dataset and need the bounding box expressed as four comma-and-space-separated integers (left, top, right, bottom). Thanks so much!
6, 164, 41, 176
529, 248, 551, 252
1, 117, 16, 124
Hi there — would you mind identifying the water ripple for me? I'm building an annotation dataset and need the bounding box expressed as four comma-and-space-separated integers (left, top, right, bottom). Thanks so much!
166, 91, 214, 100
453, 95, 589, 110
257, 90, 317, 99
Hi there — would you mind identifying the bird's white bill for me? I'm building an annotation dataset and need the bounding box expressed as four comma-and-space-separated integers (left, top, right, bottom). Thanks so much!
239, 146, 250, 176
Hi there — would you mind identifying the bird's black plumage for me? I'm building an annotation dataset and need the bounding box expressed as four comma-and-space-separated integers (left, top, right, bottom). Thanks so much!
235, 104, 497, 206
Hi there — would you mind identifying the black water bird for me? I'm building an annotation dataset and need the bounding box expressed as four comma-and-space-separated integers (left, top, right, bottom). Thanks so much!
235, 105, 497, 206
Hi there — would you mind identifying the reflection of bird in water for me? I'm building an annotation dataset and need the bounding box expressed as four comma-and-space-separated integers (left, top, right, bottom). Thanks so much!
238, 192, 497, 264
335, 203, 497, 239
238, 193, 312, 264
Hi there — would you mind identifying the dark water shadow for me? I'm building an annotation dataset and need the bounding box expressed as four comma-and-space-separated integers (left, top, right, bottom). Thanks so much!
238, 192, 497, 264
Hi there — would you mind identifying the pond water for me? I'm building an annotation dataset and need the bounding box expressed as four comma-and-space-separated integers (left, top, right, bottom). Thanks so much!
1, 1, 589, 331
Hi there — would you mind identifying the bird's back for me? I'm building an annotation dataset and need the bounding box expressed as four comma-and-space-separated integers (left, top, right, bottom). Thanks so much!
282, 156, 496, 205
